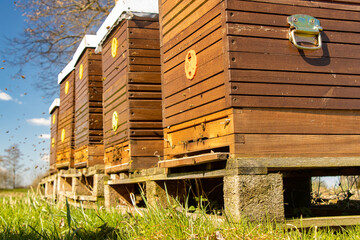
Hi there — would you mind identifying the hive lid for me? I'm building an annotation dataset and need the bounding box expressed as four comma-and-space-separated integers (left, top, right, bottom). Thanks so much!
49, 98, 60, 114
57, 59, 75, 84
72, 34, 98, 65
96, 0, 158, 52
58, 35, 98, 84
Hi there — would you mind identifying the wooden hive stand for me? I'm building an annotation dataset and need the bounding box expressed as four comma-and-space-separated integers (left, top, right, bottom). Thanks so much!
57, 166, 105, 208
39, 173, 58, 201
56, 61, 76, 169
73, 35, 104, 169
97, 0, 163, 175
157, 0, 360, 221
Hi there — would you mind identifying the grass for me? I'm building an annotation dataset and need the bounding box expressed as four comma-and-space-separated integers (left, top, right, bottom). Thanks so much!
1, 190, 360, 239
0, 188, 29, 193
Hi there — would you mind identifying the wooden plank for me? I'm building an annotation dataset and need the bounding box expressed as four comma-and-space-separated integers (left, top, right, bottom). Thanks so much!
231, 95, 360, 110
162, 2, 223, 53
226, 11, 360, 33
230, 82, 360, 99
164, 134, 234, 158
162, 0, 222, 43
229, 69, 360, 87
165, 114, 233, 150
159, 152, 228, 168
228, 36, 360, 59
166, 109, 233, 133
233, 134, 360, 157
165, 85, 225, 118
287, 216, 360, 229
233, 108, 360, 134
226, 0, 360, 21
164, 98, 227, 127
246, 0, 360, 11
128, 72, 161, 84
229, 52, 360, 75
164, 73, 224, 108
130, 139, 164, 157
232, 156, 360, 169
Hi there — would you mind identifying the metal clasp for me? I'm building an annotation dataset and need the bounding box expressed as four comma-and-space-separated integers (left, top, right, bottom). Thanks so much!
287, 14, 323, 50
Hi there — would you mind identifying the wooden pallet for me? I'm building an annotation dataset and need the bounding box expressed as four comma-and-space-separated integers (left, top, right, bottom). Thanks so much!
57, 167, 105, 207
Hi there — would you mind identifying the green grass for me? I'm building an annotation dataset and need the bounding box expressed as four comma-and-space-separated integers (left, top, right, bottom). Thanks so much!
0, 188, 29, 193
1, 192, 360, 239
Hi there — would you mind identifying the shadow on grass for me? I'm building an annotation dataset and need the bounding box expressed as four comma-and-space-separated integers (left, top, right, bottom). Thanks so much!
0, 225, 123, 240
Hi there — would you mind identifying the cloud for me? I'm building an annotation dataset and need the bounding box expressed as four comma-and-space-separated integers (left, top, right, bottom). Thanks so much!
0, 91, 12, 101
38, 134, 50, 139
26, 118, 50, 126
14, 99, 22, 104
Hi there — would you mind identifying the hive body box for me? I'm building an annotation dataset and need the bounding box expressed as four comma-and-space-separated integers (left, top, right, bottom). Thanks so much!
74, 46, 104, 168
57, 68, 75, 169
159, 0, 360, 163
49, 99, 60, 172
101, 14, 163, 173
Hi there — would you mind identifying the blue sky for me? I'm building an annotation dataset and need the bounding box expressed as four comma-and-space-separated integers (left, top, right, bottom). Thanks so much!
0, 2, 55, 186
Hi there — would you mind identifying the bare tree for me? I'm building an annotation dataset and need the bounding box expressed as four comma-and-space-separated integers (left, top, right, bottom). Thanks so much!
2, 144, 24, 189
0, 167, 11, 189
3, 0, 114, 97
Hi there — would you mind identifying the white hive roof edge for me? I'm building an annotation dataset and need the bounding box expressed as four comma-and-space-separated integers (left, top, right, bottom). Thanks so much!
57, 59, 75, 84
72, 34, 98, 65
96, 0, 159, 52
49, 98, 60, 114
57, 35, 98, 84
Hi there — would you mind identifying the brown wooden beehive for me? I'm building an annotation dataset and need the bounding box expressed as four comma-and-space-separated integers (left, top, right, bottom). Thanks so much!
159, 0, 360, 166
73, 35, 104, 168
56, 62, 75, 169
49, 98, 60, 172
97, 6, 163, 173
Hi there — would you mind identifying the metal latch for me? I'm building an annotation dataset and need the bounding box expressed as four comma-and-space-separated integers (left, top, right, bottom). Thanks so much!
287, 14, 323, 50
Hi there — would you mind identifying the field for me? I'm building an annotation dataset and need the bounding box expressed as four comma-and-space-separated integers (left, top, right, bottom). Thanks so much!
0, 189, 359, 239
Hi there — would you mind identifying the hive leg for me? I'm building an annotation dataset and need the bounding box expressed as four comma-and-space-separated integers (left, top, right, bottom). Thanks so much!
224, 173, 285, 221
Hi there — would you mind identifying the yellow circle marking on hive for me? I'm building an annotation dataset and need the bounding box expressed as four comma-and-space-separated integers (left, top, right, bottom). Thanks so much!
79, 64, 84, 80
65, 81, 69, 94
61, 129, 66, 142
111, 37, 118, 58
51, 138, 55, 148
52, 115, 56, 124
112, 111, 118, 132
184, 50, 198, 80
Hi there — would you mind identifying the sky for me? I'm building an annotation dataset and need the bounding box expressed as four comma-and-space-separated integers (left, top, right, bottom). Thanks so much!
0, 2, 55, 186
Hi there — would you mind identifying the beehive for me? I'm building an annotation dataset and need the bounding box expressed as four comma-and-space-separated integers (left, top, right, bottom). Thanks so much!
73, 35, 104, 168
159, 0, 360, 164
49, 98, 60, 172
97, 0, 162, 173
56, 61, 76, 169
